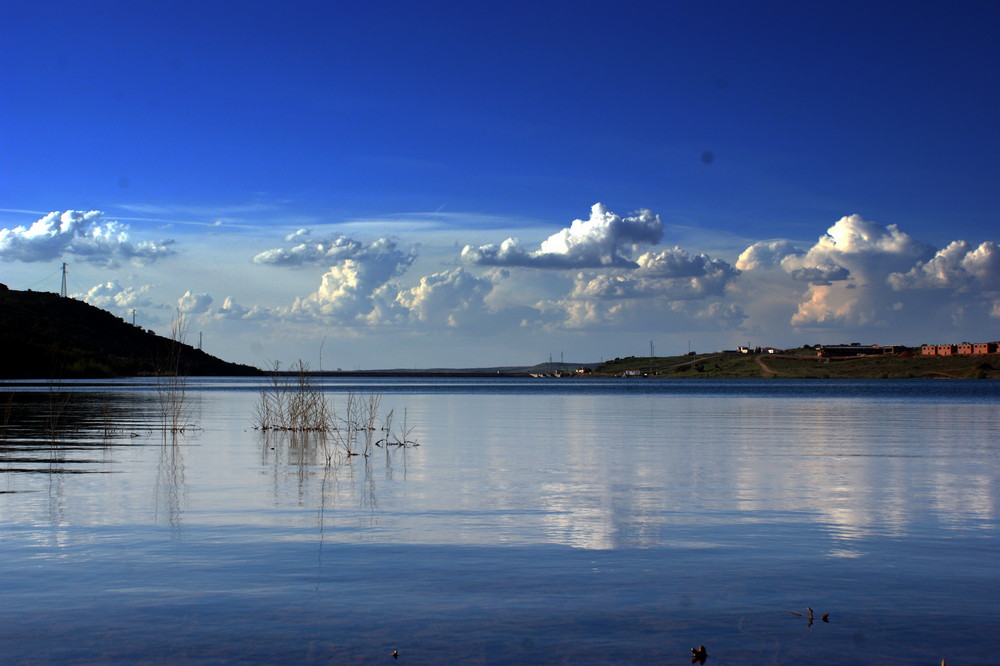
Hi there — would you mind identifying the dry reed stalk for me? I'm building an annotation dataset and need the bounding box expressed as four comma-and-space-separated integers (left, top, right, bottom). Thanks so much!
156, 311, 192, 433
250, 361, 417, 464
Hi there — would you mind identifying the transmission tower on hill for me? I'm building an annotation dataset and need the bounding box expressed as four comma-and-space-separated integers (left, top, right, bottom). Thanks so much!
60, 263, 68, 298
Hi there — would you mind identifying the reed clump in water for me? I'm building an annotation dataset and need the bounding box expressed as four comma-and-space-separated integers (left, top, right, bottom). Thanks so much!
156, 312, 193, 433
253, 361, 330, 433
0, 392, 12, 443
252, 360, 418, 462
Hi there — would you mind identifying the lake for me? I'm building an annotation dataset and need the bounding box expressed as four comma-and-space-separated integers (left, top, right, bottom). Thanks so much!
1, 377, 998, 664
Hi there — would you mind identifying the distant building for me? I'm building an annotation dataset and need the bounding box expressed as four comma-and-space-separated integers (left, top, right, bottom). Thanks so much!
817, 345, 882, 357
922, 341, 998, 356
879, 345, 911, 354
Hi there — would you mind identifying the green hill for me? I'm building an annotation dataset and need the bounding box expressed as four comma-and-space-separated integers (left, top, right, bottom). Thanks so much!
595, 349, 1000, 379
0, 286, 260, 379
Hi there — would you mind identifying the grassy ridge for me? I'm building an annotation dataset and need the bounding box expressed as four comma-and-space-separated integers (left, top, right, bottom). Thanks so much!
0, 287, 260, 378
595, 350, 1000, 379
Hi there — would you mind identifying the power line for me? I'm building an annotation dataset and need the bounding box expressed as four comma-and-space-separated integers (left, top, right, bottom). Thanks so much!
25, 266, 63, 291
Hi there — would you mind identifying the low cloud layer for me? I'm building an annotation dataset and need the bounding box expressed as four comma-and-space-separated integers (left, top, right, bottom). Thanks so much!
531, 241, 741, 332
0, 211, 175, 266
40, 202, 1000, 367
569, 248, 739, 301
253, 230, 377, 267
462, 203, 663, 269
253, 229, 413, 268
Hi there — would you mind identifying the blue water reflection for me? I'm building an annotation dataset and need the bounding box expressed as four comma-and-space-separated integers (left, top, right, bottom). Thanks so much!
1, 379, 997, 663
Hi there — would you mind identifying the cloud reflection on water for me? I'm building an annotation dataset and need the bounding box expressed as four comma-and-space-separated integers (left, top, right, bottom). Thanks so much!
0, 381, 997, 558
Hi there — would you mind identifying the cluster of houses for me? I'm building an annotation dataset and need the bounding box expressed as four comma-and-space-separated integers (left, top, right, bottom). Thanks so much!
735, 346, 780, 354
734, 342, 1000, 358
604, 339, 1000, 378
920, 342, 998, 356
815, 342, 999, 357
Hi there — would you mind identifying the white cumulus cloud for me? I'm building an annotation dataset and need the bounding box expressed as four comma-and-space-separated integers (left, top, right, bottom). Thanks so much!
532, 245, 741, 333
777, 215, 933, 328
889, 240, 1000, 291
291, 238, 416, 321
253, 230, 413, 268
178, 290, 214, 314
735, 240, 803, 271
461, 203, 663, 269
781, 214, 931, 278
569, 248, 738, 301
392, 267, 496, 327
215, 296, 272, 321
0, 210, 175, 266
77, 280, 153, 309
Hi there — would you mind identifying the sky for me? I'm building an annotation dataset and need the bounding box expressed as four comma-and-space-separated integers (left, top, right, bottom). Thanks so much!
2, 1, 999, 369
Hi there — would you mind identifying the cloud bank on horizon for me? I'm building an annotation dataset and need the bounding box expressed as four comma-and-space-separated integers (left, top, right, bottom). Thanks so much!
3, 203, 998, 366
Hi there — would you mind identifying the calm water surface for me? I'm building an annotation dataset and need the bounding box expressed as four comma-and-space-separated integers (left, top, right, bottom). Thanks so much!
1, 378, 998, 664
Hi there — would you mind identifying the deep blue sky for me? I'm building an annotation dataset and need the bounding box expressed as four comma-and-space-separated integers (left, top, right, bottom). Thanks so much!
2, 1, 999, 367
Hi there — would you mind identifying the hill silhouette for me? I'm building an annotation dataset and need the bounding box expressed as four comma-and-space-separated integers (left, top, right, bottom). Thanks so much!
0, 286, 260, 378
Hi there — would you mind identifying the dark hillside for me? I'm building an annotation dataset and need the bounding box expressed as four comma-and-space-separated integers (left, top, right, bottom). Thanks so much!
0, 287, 260, 378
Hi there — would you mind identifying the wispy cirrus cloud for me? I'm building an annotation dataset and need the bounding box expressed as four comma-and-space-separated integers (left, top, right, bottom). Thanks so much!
114, 201, 283, 222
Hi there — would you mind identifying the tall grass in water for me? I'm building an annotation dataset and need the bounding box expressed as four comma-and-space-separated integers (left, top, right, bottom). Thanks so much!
254, 361, 331, 432
156, 311, 192, 433
252, 360, 417, 463
40, 380, 75, 442
0, 392, 13, 443
381, 407, 417, 448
